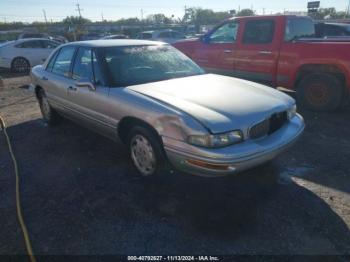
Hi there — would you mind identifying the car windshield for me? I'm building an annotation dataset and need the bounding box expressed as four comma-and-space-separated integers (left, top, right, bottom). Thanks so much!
100, 45, 205, 87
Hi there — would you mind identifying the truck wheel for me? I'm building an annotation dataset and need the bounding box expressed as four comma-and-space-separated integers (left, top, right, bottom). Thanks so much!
127, 126, 168, 177
37, 89, 61, 125
297, 73, 344, 112
11, 57, 30, 73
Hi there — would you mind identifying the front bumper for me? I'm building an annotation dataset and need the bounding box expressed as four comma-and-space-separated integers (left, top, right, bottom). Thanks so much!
163, 114, 305, 177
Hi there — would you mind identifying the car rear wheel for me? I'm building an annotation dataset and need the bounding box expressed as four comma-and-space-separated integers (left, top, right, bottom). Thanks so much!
127, 126, 167, 177
11, 57, 30, 73
38, 89, 61, 125
297, 73, 344, 112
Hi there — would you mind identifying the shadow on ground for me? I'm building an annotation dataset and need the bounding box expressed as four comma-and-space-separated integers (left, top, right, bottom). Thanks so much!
1, 118, 349, 255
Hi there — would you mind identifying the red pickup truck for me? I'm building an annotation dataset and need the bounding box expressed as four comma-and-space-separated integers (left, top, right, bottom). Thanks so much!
173, 15, 350, 111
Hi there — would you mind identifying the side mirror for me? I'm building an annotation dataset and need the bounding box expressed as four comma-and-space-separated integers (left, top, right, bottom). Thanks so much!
75, 78, 96, 91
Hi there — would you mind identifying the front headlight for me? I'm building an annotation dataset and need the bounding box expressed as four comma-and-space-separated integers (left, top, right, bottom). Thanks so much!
188, 130, 243, 148
287, 104, 297, 119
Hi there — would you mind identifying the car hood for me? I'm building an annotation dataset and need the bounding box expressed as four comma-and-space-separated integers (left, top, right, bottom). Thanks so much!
127, 74, 295, 134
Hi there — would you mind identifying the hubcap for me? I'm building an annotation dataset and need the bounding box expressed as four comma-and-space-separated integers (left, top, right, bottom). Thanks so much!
40, 96, 51, 120
130, 134, 156, 176
306, 82, 330, 106
13, 58, 29, 73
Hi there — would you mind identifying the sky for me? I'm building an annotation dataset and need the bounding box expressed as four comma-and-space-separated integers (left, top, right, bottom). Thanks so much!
0, 0, 348, 23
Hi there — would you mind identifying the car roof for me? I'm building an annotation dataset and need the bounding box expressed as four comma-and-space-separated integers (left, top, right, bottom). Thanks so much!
324, 22, 350, 27
61, 39, 166, 48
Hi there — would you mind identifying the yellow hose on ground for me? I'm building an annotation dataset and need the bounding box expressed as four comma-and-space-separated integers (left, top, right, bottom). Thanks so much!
0, 115, 36, 262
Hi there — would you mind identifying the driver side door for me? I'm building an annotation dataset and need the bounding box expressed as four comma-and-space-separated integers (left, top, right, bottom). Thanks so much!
192, 20, 239, 75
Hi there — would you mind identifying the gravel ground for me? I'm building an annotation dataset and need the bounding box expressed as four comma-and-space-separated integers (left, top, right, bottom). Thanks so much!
0, 71, 350, 256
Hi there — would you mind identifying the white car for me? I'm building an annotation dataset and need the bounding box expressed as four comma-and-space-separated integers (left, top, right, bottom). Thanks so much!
0, 38, 60, 73
137, 30, 185, 44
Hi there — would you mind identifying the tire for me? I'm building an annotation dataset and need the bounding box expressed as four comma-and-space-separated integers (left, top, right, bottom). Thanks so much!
37, 89, 61, 125
296, 73, 344, 112
127, 126, 168, 177
11, 57, 30, 73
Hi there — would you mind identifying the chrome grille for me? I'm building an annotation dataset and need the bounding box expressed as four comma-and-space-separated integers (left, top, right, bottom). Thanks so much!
249, 111, 287, 139
249, 118, 270, 139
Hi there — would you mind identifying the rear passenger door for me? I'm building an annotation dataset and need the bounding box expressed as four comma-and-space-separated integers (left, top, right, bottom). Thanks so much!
234, 18, 279, 85
43, 45, 77, 114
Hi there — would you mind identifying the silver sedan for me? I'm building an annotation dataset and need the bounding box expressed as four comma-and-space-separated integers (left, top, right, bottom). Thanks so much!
30, 40, 305, 177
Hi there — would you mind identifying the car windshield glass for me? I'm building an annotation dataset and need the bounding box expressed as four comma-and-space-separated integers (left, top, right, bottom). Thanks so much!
100, 45, 205, 87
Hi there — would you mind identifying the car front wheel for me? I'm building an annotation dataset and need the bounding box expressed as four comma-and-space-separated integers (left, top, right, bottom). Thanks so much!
127, 126, 167, 177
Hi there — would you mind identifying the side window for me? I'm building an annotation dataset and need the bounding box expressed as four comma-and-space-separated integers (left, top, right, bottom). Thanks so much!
92, 51, 104, 85
209, 21, 239, 43
72, 48, 93, 81
52, 46, 76, 77
159, 32, 171, 38
172, 32, 184, 38
243, 20, 275, 44
141, 33, 152, 39
324, 25, 347, 36
46, 50, 59, 71
285, 18, 315, 41
41, 40, 59, 49
16, 40, 42, 48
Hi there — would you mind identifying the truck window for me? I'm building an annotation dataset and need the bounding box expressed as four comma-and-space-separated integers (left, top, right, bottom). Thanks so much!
285, 17, 315, 41
209, 21, 239, 43
243, 20, 275, 44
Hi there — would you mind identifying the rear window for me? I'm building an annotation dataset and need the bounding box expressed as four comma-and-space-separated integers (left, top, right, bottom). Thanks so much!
243, 20, 275, 44
285, 17, 315, 41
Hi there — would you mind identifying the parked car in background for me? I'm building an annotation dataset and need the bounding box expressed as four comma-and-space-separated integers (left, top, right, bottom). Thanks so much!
30, 40, 304, 177
18, 32, 50, 40
137, 29, 185, 43
174, 15, 350, 112
51, 35, 69, 44
0, 38, 60, 72
315, 22, 350, 38
101, 34, 128, 40
80, 33, 104, 41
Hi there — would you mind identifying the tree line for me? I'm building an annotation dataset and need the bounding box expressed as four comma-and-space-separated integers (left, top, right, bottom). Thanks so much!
0, 6, 349, 32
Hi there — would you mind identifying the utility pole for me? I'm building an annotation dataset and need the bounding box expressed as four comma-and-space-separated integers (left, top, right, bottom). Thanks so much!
76, 3, 83, 18
141, 9, 143, 21
101, 12, 104, 22
43, 9, 48, 24
263, 8, 265, 15
347, 0, 350, 18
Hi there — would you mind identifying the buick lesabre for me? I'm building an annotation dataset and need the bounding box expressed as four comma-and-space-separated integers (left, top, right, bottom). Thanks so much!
30, 40, 305, 177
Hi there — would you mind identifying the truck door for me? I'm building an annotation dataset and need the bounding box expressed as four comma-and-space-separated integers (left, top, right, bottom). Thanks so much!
191, 20, 239, 75
233, 18, 280, 86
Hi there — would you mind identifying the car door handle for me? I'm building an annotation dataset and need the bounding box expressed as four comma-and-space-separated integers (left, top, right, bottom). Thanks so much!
259, 51, 272, 54
68, 86, 77, 91
42, 76, 48, 81
223, 50, 232, 53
